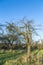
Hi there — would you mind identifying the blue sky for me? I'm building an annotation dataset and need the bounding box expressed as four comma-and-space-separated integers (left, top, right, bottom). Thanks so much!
0, 0, 43, 41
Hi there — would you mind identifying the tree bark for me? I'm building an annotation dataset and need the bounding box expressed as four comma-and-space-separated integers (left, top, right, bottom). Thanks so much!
27, 43, 31, 64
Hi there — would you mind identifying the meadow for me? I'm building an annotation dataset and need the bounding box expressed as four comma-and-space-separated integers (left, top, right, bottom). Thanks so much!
0, 50, 26, 65
0, 49, 43, 65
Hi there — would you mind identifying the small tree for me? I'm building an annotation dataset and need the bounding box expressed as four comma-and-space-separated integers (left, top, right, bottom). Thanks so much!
6, 22, 19, 49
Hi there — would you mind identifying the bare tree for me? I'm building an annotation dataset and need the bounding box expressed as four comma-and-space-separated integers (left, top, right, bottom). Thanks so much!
6, 22, 19, 49
17, 18, 32, 64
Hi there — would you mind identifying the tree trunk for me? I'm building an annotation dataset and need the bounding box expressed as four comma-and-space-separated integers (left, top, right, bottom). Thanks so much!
27, 44, 31, 64
26, 31, 32, 64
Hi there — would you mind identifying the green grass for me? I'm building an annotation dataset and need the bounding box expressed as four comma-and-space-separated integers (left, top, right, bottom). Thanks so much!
31, 49, 43, 65
0, 50, 25, 65
0, 49, 43, 65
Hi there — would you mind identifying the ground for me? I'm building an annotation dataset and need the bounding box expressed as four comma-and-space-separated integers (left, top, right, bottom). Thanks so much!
0, 49, 43, 65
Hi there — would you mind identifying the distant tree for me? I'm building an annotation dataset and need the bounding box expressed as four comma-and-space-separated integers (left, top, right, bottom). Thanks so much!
0, 26, 4, 43
6, 22, 20, 49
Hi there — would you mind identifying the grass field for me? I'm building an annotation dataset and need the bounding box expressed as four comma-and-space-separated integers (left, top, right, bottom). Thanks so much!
0, 49, 43, 65
0, 50, 26, 65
